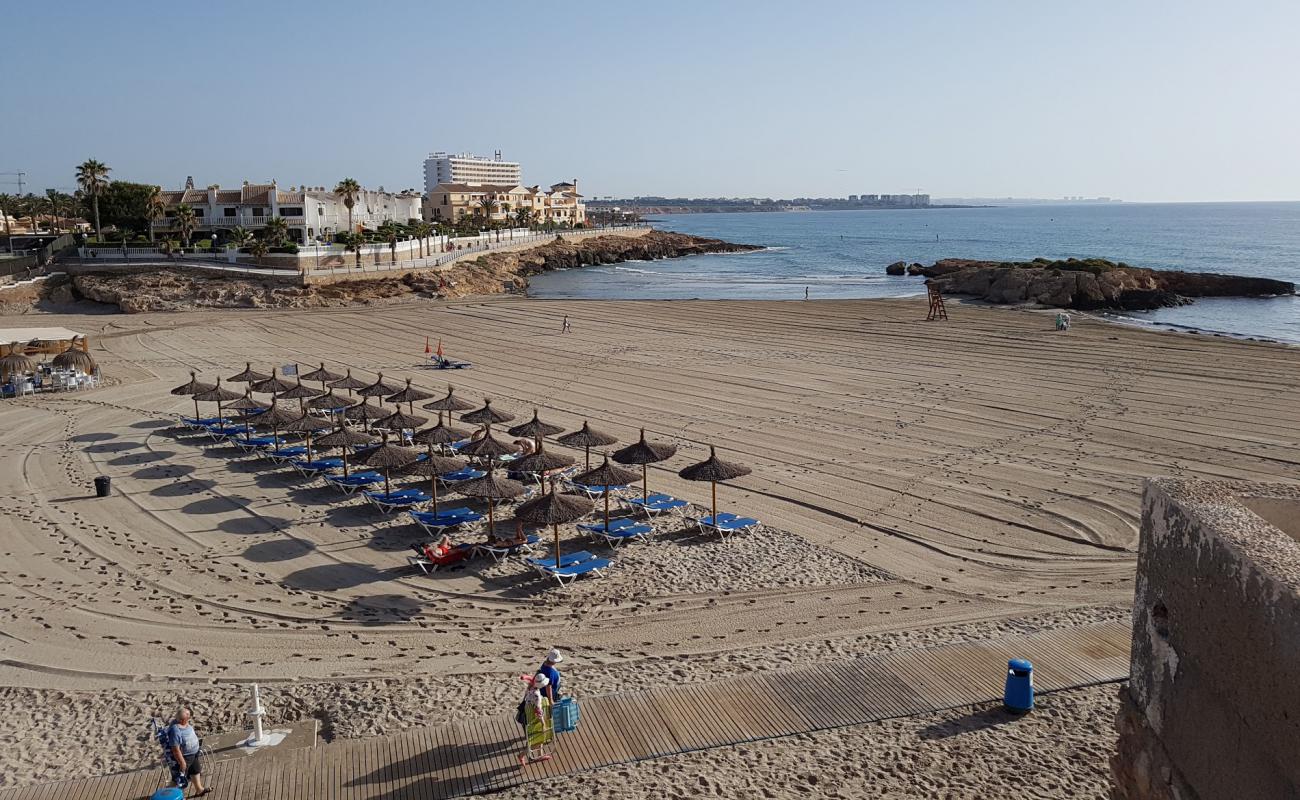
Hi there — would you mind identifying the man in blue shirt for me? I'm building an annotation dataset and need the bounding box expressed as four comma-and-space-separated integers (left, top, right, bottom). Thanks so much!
537, 648, 563, 703
166, 707, 208, 796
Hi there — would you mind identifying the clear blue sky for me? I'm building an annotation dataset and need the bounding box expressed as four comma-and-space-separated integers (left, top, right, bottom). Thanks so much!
4, 0, 1297, 201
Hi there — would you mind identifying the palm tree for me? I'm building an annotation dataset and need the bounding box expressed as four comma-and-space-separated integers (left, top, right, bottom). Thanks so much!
0, 194, 13, 252
248, 238, 269, 266
477, 196, 498, 226
75, 159, 110, 240
144, 186, 165, 243
159, 238, 179, 261
263, 215, 289, 246
412, 221, 433, 258
377, 221, 400, 265
334, 178, 361, 235
342, 232, 363, 269
514, 207, 531, 229
228, 226, 252, 250
174, 204, 197, 247
17, 194, 41, 235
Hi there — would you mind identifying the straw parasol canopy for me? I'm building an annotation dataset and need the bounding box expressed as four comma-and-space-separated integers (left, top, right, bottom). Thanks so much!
300, 362, 343, 389
358, 372, 400, 399
314, 426, 376, 477
573, 455, 640, 530
52, 339, 96, 374
459, 430, 519, 463
401, 452, 467, 515
327, 368, 369, 396
678, 445, 753, 522
248, 399, 303, 454
354, 431, 420, 496
227, 390, 269, 433
422, 385, 476, 423
460, 398, 515, 430
276, 377, 322, 413
613, 428, 679, 503
456, 472, 526, 538
515, 490, 594, 569
0, 345, 35, 382
305, 390, 350, 412
344, 397, 390, 426
171, 372, 216, 419
251, 372, 296, 395
386, 377, 434, 413
558, 420, 619, 470
192, 378, 244, 421
510, 444, 575, 494
281, 410, 332, 461
373, 408, 429, 433
228, 362, 271, 384
411, 420, 471, 447
507, 408, 565, 446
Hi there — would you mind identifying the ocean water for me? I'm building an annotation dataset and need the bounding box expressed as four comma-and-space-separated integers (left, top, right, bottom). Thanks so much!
527, 203, 1300, 341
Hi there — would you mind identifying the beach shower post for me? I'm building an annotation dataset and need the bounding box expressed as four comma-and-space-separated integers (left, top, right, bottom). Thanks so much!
245, 683, 269, 747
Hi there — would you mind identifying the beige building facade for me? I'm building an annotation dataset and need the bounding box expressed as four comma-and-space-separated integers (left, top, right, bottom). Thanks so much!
425, 180, 585, 226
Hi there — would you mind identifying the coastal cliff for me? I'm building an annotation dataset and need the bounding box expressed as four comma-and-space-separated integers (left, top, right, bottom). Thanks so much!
63, 231, 758, 313
888, 258, 1294, 311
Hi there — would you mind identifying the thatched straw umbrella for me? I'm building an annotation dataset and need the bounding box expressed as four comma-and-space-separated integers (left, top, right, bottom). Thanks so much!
422, 385, 475, 424
412, 419, 471, 449
0, 344, 35, 382
227, 390, 270, 435
678, 445, 752, 522
459, 430, 519, 465
456, 472, 526, 539
508, 408, 565, 451
511, 444, 575, 495
300, 362, 343, 392
281, 410, 333, 461
460, 399, 515, 433
251, 372, 295, 395
613, 428, 679, 503
313, 426, 376, 477
248, 399, 303, 455
358, 372, 399, 400
327, 369, 369, 397
171, 372, 216, 420
192, 379, 243, 422
373, 408, 429, 436
386, 377, 434, 414
353, 431, 419, 496
572, 455, 640, 530
276, 377, 321, 412
401, 451, 467, 515
305, 390, 350, 417
515, 489, 594, 569
52, 338, 96, 374
558, 420, 619, 470
228, 362, 271, 384
344, 397, 389, 429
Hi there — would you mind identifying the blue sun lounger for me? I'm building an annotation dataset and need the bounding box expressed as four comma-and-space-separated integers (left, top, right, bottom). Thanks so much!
207, 424, 247, 440
290, 457, 344, 477
439, 467, 486, 487
695, 513, 761, 538
181, 416, 227, 429
565, 481, 628, 499
324, 471, 384, 494
363, 488, 431, 513
474, 533, 539, 561
233, 434, 284, 452
577, 518, 654, 546
623, 493, 690, 517
540, 557, 612, 586
265, 445, 308, 461
527, 550, 596, 573
410, 507, 485, 534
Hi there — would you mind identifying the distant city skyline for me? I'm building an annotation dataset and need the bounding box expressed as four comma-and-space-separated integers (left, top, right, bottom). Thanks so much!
4, 0, 1298, 203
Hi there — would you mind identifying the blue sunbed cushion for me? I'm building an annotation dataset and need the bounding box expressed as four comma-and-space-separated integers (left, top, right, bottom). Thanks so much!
529, 551, 594, 569
543, 558, 612, 577
700, 515, 760, 529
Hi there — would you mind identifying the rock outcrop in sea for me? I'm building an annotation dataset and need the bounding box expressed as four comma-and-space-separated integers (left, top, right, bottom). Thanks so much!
887, 257, 1294, 311
59, 231, 759, 313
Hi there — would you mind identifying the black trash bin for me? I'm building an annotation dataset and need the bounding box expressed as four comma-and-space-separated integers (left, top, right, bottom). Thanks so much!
93, 476, 111, 497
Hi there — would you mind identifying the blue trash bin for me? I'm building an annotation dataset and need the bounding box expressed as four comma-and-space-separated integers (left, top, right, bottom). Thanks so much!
1004, 657, 1034, 713
151, 789, 185, 800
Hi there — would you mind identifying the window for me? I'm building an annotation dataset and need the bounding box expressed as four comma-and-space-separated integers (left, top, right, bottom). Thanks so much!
279, 207, 304, 217
253, 207, 265, 217
223, 208, 237, 218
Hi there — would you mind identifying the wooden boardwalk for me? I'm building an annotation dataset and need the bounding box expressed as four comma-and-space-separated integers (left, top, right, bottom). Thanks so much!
0, 620, 1130, 800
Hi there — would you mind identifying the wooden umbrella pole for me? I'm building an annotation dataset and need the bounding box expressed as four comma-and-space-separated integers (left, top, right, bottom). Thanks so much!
427, 444, 438, 514
488, 499, 495, 539
712, 481, 717, 522
343, 449, 350, 478
193, 396, 200, 421
383, 466, 391, 496
643, 464, 648, 503
306, 431, 313, 462
553, 523, 560, 567
604, 490, 610, 530
585, 446, 591, 471
273, 423, 281, 454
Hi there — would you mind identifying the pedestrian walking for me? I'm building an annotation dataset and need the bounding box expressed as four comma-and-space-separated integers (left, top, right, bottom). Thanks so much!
538, 648, 563, 703
561, 315, 572, 334
517, 673, 553, 766
165, 707, 209, 796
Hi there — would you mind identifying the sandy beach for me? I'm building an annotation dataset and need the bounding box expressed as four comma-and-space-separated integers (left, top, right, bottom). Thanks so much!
2, 296, 1299, 792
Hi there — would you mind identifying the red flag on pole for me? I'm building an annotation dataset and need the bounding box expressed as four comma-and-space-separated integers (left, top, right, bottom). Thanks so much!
425, 336, 431, 354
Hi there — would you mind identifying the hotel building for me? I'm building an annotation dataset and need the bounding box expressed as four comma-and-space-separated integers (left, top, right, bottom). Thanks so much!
422, 152, 522, 195
424, 180, 585, 226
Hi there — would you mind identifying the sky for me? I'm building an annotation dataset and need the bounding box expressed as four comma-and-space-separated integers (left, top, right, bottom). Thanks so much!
3, 0, 1298, 202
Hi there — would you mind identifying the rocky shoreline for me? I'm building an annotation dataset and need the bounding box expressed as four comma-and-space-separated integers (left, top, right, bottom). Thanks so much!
887, 257, 1295, 311
34, 231, 759, 313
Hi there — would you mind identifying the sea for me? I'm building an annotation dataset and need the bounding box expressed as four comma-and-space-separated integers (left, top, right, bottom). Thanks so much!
526, 202, 1300, 342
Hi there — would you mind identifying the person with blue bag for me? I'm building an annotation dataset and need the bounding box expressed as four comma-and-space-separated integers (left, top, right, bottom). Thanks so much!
540, 648, 580, 733
538, 648, 563, 702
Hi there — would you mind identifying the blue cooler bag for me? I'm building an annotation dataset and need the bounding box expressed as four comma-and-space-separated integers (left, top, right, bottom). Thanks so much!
552, 697, 580, 733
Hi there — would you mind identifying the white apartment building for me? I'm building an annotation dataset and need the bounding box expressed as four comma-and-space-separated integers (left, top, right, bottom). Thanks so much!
422, 152, 521, 194
155, 178, 422, 244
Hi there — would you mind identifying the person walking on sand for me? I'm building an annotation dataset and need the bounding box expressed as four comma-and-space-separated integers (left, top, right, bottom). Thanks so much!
538, 648, 563, 703
561, 315, 572, 334
517, 673, 553, 766
167, 707, 209, 796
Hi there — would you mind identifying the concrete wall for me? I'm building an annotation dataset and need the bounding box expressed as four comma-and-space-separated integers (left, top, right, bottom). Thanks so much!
1113, 479, 1300, 800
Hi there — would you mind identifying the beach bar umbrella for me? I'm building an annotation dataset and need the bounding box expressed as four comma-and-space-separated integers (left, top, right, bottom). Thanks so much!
508, 408, 565, 450
327, 368, 369, 397
305, 390, 351, 419
678, 445, 752, 523
386, 377, 434, 414
344, 397, 390, 430
300, 362, 343, 391
516, 489, 594, 569
422, 384, 476, 424
459, 430, 519, 465
558, 420, 618, 470
572, 455, 639, 530
374, 408, 429, 436
0, 344, 35, 382
456, 472, 525, 539
52, 337, 96, 375
314, 426, 376, 477
412, 419, 471, 449
276, 377, 322, 412
460, 398, 515, 431
281, 410, 332, 461
228, 362, 271, 384
193, 379, 243, 423
251, 371, 295, 395
227, 390, 270, 434
249, 399, 302, 455
358, 372, 400, 399
511, 444, 575, 495
401, 450, 466, 515
613, 428, 679, 503
354, 431, 419, 496
171, 371, 216, 420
